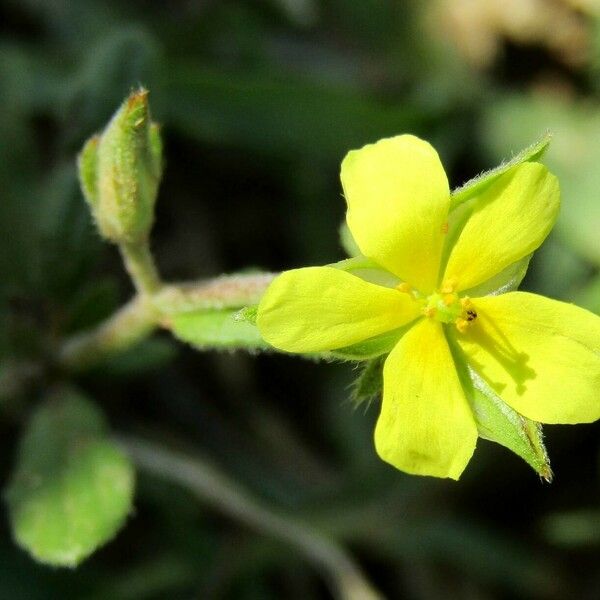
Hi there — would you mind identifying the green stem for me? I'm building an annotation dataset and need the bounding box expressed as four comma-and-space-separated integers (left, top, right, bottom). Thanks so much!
59, 273, 276, 371
59, 296, 158, 371
153, 273, 275, 315
120, 240, 162, 296
119, 434, 382, 600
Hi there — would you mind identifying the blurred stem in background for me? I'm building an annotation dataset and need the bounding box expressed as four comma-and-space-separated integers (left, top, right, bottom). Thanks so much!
121, 434, 382, 600
59, 295, 156, 370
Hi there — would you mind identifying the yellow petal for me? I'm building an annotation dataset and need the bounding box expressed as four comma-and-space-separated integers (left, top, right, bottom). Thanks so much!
456, 292, 600, 424
256, 266, 420, 353
375, 318, 477, 479
443, 163, 559, 292
341, 135, 450, 294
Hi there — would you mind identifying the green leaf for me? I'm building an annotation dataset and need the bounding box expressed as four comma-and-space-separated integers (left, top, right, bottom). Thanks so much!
169, 309, 268, 351
234, 305, 258, 325
5, 390, 135, 567
450, 133, 551, 210
351, 356, 384, 407
450, 343, 552, 480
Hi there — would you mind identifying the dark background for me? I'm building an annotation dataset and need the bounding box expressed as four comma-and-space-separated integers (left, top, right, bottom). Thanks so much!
1, 1, 600, 598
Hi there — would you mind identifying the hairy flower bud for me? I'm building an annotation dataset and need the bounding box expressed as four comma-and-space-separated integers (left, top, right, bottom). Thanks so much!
78, 88, 163, 244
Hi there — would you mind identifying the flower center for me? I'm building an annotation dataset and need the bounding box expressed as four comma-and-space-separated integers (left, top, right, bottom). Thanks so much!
396, 282, 478, 333
422, 292, 462, 322
423, 292, 477, 333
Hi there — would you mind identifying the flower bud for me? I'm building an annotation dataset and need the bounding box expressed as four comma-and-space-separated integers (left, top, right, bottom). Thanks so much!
78, 88, 163, 244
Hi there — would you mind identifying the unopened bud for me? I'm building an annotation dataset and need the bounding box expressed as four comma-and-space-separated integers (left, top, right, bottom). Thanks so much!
78, 88, 163, 243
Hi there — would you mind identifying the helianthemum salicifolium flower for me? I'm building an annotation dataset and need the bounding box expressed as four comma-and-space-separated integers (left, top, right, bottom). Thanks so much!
256, 134, 600, 480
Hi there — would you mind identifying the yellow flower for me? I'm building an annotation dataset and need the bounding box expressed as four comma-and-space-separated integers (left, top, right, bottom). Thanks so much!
256, 135, 600, 479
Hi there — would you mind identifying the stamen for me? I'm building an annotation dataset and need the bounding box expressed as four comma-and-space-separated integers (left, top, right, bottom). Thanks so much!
422, 289, 477, 331
440, 278, 457, 294
455, 318, 469, 334
396, 282, 411, 294
443, 293, 458, 306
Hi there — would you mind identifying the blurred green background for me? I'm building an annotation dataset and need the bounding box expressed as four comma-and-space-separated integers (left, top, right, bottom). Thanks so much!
1, 0, 600, 598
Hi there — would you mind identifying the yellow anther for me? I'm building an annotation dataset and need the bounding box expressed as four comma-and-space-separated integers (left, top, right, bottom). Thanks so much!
423, 306, 437, 318
441, 278, 457, 294
396, 282, 412, 294
455, 318, 469, 334
443, 293, 458, 306
460, 297, 472, 310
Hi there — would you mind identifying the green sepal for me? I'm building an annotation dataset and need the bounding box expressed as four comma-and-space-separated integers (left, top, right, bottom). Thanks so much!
450, 133, 551, 210
169, 309, 268, 351
330, 324, 409, 361
77, 134, 100, 207
331, 256, 400, 288
449, 339, 552, 481
149, 122, 163, 177
78, 89, 163, 244
351, 356, 384, 407
5, 389, 135, 567
469, 369, 552, 481
339, 222, 362, 257
234, 305, 258, 325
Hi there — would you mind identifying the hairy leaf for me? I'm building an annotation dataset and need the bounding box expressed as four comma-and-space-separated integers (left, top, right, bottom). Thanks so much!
352, 356, 385, 407
169, 309, 267, 351
5, 390, 135, 566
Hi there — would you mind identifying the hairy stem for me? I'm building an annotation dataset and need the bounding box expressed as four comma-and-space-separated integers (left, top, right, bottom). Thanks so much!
153, 273, 275, 315
59, 273, 276, 371
59, 296, 157, 371
120, 240, 162, 296
119, 434, 382, 600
